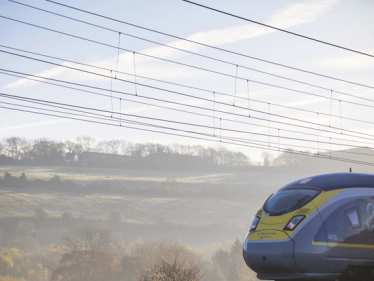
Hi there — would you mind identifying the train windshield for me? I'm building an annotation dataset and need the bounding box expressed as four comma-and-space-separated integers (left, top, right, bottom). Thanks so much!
264, 189, 320, 215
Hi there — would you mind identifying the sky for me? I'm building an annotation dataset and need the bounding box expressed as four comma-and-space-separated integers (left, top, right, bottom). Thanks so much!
1, 0, 374, 163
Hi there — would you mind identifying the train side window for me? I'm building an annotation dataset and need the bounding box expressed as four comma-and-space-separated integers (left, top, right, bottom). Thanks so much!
364, 201, 374, 232
315, 201, 362, 242
345, 208, 360, 229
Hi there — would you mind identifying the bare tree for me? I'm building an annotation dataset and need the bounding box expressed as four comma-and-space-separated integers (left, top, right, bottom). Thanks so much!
140, 259, 201, 281
64, 141, 83, 161
51, 229, 120, 281
272, 149, 305, 166
75, 136, 95, 152
30, 139, 65, 164
95, 140, 121, 154
4, 137, 29, 160
212, 240, 256, 281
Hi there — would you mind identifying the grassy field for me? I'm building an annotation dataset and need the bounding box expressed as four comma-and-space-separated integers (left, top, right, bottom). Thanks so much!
0, 165, 279, 249
0, 165, 235, 184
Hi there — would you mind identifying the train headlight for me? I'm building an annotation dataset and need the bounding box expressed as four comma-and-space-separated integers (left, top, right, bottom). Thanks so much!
250, 215, 261, 232
284, 215, 305, 231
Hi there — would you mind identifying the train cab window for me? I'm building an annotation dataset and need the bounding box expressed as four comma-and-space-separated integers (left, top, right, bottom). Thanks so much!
263, 189, 320, 216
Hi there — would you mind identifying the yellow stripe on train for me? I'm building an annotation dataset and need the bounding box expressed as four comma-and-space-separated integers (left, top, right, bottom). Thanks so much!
312, 241, 374, 250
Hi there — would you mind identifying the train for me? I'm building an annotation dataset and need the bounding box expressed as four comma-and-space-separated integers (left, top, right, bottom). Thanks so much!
243, 173, 374, 281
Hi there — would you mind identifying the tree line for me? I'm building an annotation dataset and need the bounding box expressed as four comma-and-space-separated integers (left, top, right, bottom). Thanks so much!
0, 137, 251, 170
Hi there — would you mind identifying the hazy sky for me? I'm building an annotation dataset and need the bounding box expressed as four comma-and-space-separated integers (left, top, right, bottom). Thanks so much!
1, 0, 374, 162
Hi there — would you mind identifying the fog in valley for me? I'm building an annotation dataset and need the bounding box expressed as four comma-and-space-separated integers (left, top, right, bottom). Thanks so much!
0, 137, 373, 281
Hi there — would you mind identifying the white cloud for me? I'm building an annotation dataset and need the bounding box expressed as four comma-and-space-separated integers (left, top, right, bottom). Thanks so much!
0, 101, 163, 132
6, 65, 66, 89
318, 53, 374, 70
270, 0, 339, 27
281, 97, 325, 107
0, 118, 67, 132
5, 0, 339, 89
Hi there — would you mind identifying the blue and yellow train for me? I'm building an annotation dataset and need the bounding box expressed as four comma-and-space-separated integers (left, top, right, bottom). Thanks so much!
243, 173, 374, 281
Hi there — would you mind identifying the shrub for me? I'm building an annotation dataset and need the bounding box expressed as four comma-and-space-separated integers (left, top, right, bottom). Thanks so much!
141, 260, 201, 281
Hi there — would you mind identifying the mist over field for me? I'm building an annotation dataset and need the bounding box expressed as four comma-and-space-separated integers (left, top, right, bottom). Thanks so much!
0, 137, 373, 281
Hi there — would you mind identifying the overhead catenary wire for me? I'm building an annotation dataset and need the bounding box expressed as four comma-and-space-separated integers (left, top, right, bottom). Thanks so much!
3, 97, 367, 156
2, 14, 374, 111
4, 70, 374, 150
2, 66, 372, 149
4, 70, 374, 151
3, 43, 374, 128
1, 91, 374, 151
132, 52, 138, 96
2, 92, 374, 158
3, 2, 374, 105
2, 102, 374, 167
0, 100, 120, 123
180, 0, 374, 59
34, 0, 374, 90
3, 49, 374, 143
110, 32, 122, 116
3, 65, 374, 147
0, 9, 374, 143
5, 97, 372, 158
0, 98, 312, 153
233, 65, 238, 106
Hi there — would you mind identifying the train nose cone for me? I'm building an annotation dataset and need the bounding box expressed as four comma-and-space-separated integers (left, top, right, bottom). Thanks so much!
243, 234, 296, 276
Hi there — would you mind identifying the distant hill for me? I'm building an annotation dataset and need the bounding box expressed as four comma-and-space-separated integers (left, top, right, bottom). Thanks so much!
272, 147, 374, 175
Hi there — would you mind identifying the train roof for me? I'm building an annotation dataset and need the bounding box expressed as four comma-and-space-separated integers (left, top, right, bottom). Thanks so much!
281, 173, 374, 191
